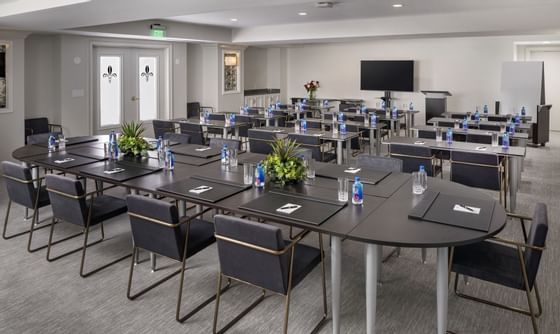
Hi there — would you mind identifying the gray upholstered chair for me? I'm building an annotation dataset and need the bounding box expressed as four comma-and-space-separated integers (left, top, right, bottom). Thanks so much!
389, 143, 442, 178
180, 122, 206, 145
451, 203, 548, 334
45, 174, 130, 277
163, 132, 191, 144
125, 195, 225, 323
479, 123, 501, 131
212, 215, 327, 334
153, 120, 177, 139
466, 133, 492, 144
287, 133, 336, 163
209, 138, 242, 151
24, 117, 62, 145
248, 128, 277, 155
1, 161, 57, 252
26, 133, 54, 146
450, 151, 506, 207
356, 155, 402, 173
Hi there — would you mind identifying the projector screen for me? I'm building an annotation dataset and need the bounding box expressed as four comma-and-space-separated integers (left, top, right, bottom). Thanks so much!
360, 60, 414, 92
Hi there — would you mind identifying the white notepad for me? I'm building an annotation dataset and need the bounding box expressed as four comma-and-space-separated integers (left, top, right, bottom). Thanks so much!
189, 185, 213, 194
276, 203, 302, 214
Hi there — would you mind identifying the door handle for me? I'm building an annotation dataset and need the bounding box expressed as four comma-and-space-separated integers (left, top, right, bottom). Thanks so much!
131, 96, 140, 101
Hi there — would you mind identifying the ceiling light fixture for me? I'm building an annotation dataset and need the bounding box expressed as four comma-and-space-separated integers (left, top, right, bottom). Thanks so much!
230, 18, 238, 22
298, 12, 308, 16
543, 41, 551, 44
392, 4, 403, 8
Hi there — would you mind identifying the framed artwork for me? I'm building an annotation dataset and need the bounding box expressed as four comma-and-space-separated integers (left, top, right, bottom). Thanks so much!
223, 50, 240, 94
0, 43, 7, 112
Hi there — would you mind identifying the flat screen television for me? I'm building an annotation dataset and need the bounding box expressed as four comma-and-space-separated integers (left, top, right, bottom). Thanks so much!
360, 60, 414, 92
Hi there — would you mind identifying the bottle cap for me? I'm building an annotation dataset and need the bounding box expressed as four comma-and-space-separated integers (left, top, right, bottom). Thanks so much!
419, 165, 425, 172
355, 176, 360, 182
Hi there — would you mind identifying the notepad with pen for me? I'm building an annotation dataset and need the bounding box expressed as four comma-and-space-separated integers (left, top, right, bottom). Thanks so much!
408, 191, 495, 232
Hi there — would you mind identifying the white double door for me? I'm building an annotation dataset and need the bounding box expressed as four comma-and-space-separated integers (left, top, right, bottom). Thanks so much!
94, 47, 167, 136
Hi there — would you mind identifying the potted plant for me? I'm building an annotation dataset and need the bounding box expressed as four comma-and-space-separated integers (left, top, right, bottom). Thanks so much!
304, 80, 320, 100
262, 139, 307, 186
118, 121, 150, 157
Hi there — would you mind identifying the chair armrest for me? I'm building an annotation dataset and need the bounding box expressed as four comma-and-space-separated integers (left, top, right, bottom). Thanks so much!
215, 228, 311, 256
490, 236, 545, 251
506, 212, 532, 221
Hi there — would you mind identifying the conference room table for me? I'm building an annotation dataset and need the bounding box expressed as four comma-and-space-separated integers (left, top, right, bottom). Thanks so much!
427, 117, 532, 132
12, 136, 507, 334
412, 124, 529, 147
339, 110, 410, 137
443, 111, 533, 123
174, 117, 250, 139
385, 136, 526, 212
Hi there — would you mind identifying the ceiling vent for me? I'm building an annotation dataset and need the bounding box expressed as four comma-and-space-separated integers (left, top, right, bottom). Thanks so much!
316, 1, 335, 9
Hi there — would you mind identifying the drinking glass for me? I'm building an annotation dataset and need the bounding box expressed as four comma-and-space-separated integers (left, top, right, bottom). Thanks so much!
435, 127, 443, 142
491, 132, 499, 147
229, 148, 238, 167
243, 163, 254, 185
454, 120, 460, 129
337, 177, 349, 202
412, 172, 427, 194
305, 158, 316, 179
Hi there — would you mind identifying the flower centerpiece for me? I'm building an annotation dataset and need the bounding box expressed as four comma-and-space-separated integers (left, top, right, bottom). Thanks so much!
304, 80, 320, 100
262, 139, 307, 186
117, 121, 150, 157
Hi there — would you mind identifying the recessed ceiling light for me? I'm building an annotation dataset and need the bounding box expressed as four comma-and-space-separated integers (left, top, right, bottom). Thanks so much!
298, 12, 308, 16
392, 4, 403, 8
230, 18, 238, 22
543, 41, 551, 44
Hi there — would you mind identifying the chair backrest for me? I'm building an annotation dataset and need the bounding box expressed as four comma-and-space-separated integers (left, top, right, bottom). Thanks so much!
479, 124, 501, 131
152, 120, 177, 139
418, 130, 436, 139
208, 113, 225, 121
246, 108, 260, 115
466, 133, 492, 144
179, 123, 205, 145
45, 174, 88, 226
2, 161, 39, 208
450, 114, 465, 119
524, 203, 548, 289
271, 110, 287, 127
356, 155, 403, 172
487, 115, 508, 122
248, 129, 276, 155
389, 143, 435, 175
345, 124, 361, 149
436, 121, 456, 128
187, 102, 201, 118
27, 133, 53, 145
163, 132, 191, 144
287, 134, 322, 161
25, 118, 50, 135
214, 215, 290, 295
235, 115, 253, 138
126, 195, 186, 261
450, 151, 501, 191
209, 138, 241, 150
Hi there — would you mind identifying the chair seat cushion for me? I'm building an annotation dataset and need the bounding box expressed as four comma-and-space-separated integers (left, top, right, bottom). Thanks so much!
452, 241, 525, 290
322, 152, 337, 163
290, 242, 322, 290
181, 218, 216, 259
89, 195, 128, 225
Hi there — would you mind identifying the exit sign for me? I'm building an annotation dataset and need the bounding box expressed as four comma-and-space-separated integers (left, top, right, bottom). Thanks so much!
150, 24, 167, 38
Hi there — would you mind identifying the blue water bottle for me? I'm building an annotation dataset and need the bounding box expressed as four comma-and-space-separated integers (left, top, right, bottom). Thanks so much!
48, 135, 56, 152
521, 106, 526, 116
391, 106, 398, 119
446, 128, 453, 144
340, 121, 347, 135
483, 104, 489, 114
112, 140, 119, 160
361, 105, 368, 114
514, 113, 520, 124
301, 119, 307, 132
323, 100, 329, 107
254, 163, 265, 188
221, 144, 229, 166
352, 176, 363, 205
380, 100, 386, 110
462, 117, 469, 130
337, 112, 344, 122
371, 113, 377, 126
474, 109, 480, 122
409, 102, 414, 111
502, 132, 510, 150
230, 113, 236, 125
276, 99, 281, 109
169, 152, 175, 171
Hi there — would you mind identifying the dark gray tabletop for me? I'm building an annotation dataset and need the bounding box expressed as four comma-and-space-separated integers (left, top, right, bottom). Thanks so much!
427, 117, 532, 131
413, 125, 529, 140
285, 129, 359, 142
171, 144, 222, 158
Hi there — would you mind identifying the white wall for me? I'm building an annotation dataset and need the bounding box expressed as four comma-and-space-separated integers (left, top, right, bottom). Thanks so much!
0, 31, 27, 162
285, 35, 522, 124
244, 47, 267, 90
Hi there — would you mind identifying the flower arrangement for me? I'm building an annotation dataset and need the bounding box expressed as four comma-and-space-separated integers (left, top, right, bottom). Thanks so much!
262, 139, 307, 186
118, 121, 150, 157
304, 80, 320, 100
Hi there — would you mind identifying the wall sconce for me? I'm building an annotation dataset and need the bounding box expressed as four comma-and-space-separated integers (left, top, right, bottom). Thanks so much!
224, 54, 238, 66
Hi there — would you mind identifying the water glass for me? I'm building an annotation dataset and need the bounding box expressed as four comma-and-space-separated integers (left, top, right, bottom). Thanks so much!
491, 132, 499, 147
337, 177, 349, 202
305, 158, 316, 179
412, 172, 425, 195
454, 120, 460, 129
243, 163, 254, 185
435, 127, 443, 142
229, 148, 238, 167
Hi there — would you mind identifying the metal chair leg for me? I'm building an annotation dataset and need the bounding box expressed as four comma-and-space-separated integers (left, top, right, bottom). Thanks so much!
421, 248, 427, 264
3, 201, 51, 240
46, 218, 105, 262
79, 223, 131, 278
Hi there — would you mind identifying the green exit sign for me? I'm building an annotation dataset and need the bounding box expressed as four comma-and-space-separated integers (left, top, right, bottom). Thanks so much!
150, 24, 167, 38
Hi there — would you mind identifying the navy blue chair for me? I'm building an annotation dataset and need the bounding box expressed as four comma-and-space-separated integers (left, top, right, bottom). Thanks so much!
287, 133, 336, 162
451, 203, 548, 334
248, 128, 277, 155
126, 195, 225, 323
164, 133, 191, 144
209, 138, 241, 151
389, 143, 442, 178
24, 117, 62, 145
153, 120, 177, 139
180, 122, 206, 145
212, 215, 326, 334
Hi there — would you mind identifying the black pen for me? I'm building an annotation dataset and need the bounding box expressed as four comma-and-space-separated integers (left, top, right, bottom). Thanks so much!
459, 204, 474, 212
280, 205, 299, 210
194, 186, 211, 191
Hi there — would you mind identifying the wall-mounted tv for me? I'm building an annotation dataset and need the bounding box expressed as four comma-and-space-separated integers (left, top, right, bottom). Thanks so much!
360, 60, 414, 92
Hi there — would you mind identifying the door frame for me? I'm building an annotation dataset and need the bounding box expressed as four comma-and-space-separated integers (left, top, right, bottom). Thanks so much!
89, 40, 172, 135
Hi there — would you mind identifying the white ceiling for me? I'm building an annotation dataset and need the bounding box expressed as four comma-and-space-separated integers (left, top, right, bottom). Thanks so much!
1, 0, 560, 43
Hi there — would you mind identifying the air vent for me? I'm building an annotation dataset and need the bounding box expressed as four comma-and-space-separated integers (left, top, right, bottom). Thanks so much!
316, 1, 335, 9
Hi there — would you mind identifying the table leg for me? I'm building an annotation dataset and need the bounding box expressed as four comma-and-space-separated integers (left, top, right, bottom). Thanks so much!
321, 112, 325, 131
331, 236, 342, 334
508, 156, 521, 212
129, 188, 140, 266
345, 138, 351, 164
437, 247, 449, 334
235, 127, 240, 140
336, 141, 343, 165
266, 119, 270, 127
369, 128, 375, 156
366, 244, 380, 334
149, 193, 157, 272
222, 128, 228, 138
274, 118, 279, 127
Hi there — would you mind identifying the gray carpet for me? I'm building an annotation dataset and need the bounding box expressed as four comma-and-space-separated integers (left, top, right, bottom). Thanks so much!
1, 133, 559, 334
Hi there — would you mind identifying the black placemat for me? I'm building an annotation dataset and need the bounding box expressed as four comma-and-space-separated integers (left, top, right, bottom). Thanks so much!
316, 164, 391, 185
171, 144, 222, 158
35, 152, 102, 169
409, 191, 495, 232
66, 147, 107, 159
117, 156, 163, 171
173, 154, 221, 166
79, 161, 161, 182
35, 136, 98, 147
240, 191, 347, 226
157, 177, 250, 203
